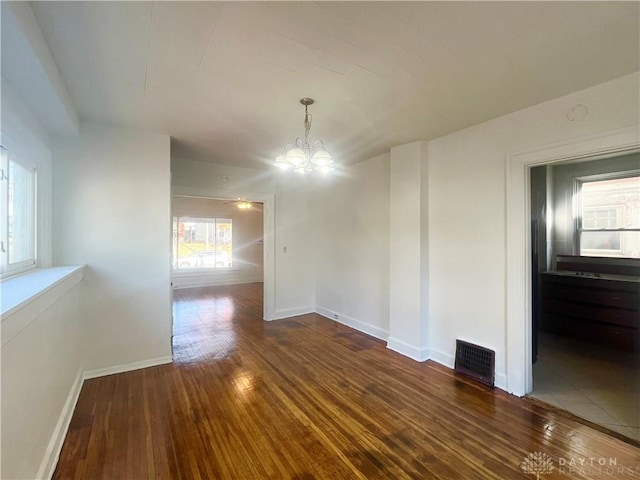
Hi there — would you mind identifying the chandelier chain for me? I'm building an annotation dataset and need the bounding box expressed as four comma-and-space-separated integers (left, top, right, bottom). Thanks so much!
304, 105, 312, 141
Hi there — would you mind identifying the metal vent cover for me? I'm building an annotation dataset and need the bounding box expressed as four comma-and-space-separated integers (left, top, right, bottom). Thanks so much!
454, 340, 495, 387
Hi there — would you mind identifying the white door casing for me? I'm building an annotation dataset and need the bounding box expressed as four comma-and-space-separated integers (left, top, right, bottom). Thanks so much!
505, 126, 640, 396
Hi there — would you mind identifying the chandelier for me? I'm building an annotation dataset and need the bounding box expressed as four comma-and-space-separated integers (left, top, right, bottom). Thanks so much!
274, 98, 334, 174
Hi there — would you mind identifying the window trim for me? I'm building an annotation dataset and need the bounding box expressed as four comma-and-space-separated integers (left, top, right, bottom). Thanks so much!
172, 216, 233, 271
574, 170, 640, 258
0, 146, 38, 279
0, 147, 7, 274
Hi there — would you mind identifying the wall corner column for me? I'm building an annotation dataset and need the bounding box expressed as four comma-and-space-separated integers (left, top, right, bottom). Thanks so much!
388, 141, 430, 361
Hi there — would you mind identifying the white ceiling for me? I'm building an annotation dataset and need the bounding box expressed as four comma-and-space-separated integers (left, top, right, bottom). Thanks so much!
30, 1, 640, 170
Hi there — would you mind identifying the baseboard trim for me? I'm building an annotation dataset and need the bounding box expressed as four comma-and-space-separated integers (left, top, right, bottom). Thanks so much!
36, 367, 84, 480
83, 356, 173, 380
430, 348, 508, 392
267, 306, 315, 321
386, 337, 429, 362
172, 277, 263, 290
495, 372, 508, 391
34, 356, 173, 479
315, 306, 389, 341
429, 349, 454, 369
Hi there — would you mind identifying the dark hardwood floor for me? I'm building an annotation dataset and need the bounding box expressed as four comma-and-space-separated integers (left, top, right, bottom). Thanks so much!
53, 283, 640, 479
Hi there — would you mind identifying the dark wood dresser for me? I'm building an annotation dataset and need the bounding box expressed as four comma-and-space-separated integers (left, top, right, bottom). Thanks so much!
540, 256, 640, 352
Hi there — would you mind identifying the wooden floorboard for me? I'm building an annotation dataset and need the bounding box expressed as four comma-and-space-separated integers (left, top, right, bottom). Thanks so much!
53, 283, 640, 479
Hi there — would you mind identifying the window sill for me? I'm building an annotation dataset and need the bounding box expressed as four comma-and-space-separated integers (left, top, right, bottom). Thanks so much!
1, 265, 85, 346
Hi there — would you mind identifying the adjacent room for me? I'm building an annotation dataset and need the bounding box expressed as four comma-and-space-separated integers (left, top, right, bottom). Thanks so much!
1, 1, 639, 479
529, 155, 640, 441
171, 195, 264, 289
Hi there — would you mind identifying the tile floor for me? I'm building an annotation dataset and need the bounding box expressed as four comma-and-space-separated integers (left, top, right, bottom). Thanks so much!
529, 332, 640, 441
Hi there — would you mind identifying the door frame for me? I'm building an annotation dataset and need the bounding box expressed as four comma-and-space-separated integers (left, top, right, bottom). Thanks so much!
171, 184, 276, 321
505, 126, 640, 396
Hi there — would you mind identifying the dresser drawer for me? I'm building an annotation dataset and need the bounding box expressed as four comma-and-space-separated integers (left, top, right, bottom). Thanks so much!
539, 267, 640, 352
542, 283, 638, 309
542, 299, 638, 328
541, 313, 639, 351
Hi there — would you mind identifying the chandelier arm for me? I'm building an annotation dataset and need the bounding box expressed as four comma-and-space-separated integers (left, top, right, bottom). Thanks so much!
276, 97, 333, 174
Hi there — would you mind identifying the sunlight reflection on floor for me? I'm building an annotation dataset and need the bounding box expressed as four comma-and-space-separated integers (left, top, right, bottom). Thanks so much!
172, 290, 242, 364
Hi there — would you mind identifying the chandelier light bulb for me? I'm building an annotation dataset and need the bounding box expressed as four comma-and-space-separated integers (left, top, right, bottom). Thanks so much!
311, 141, 333, 168
294, 164, 312, 174
275, 154, 291, 170
286, 142, 306, 166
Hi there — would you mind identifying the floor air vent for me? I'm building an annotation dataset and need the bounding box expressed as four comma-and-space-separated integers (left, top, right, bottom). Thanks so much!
454, 340, 495, 387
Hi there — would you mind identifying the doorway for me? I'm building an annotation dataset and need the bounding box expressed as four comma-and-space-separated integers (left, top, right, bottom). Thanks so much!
172, 282, 264, 363
505, 126, 639, 398
170, 187, 275, 323
169, 192, 272, 360
528, 157, 640, 441
171, 196, 265, 288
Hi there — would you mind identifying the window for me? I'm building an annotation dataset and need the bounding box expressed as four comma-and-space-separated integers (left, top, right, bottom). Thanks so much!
172, 217, 232, 270
0, 146, 37, 275
577, 174, 640, 258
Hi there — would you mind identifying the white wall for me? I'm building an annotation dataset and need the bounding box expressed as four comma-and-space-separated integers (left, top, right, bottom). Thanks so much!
1, 280, 84, 480
172, 196, 264, 288
1, 80, 83, 480
311, 72, 639, 392
0, 2, 79, 136
171, 158, 315, 317
387, 142, 429, 360
274, 181, 315, 316
52, 122, 172, 372
171, 157, 278, 195
426, 72, 640, 388
313, 154, 390, 340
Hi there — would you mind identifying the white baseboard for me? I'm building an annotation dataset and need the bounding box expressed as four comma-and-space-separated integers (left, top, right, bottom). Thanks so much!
315, 306, 389, 341
83, 356, 173, 380
429, 349, 454, 369
36, 367, 84, 480
495, 372, 507, 391
172, 276, 263, 290
33, 356, 172, 479
430, 348, 508, 392
386, 337, 429, 362
266, 306, 315, 321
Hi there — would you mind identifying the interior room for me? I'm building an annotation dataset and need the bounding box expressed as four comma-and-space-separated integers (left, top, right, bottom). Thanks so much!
171, 196, 264, 290
1, 2, 639, 479
529, 155, 640, 441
